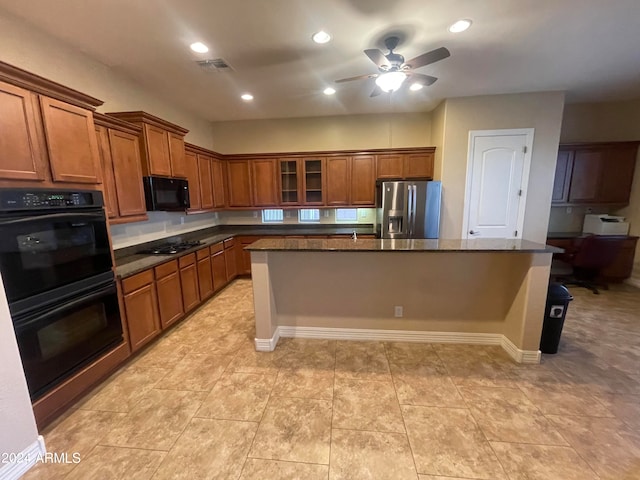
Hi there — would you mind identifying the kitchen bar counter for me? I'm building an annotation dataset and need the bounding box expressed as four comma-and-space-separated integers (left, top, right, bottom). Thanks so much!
247, 237, 560, 253
114, 224, 375, 278
249, 239, 555, 364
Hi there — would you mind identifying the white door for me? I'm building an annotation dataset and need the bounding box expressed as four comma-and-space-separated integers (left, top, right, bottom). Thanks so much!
465, 130, 533, 239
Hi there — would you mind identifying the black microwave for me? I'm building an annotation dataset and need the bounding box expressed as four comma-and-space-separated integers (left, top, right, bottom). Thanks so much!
143, 176, 190, 211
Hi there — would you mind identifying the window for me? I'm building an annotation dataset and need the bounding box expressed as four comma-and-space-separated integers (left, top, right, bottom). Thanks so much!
298, 209, 320, 222
335, 208, 358, 222
261, 209, 283, 223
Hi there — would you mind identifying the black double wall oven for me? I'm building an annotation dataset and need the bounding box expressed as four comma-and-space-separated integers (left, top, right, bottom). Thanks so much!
0, 189, 123, 401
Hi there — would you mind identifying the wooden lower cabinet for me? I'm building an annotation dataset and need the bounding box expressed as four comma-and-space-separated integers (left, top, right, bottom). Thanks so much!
122, 270, 161, 352
154, 260, 184, 329
179, 253, 200, 311
197, 248, 214, 299
211, 243, 227, 291
224, 238, 239, 281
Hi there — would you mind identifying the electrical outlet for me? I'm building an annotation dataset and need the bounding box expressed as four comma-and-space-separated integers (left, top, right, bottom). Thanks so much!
566, 207, 572, 214
253, 211, 258, 218
394, 306, 403, 317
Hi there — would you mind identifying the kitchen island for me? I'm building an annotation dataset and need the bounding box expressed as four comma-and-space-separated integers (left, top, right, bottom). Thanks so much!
247, 238, 561, 363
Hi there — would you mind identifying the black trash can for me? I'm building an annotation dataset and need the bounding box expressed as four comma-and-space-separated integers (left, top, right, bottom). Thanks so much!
540, 283, 573, 354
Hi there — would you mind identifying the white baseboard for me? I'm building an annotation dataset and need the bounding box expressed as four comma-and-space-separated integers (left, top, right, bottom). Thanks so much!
500, 336, 541, 364
254, 329, 280, 352
0, 435, 46, 480
255, 326, 541, 364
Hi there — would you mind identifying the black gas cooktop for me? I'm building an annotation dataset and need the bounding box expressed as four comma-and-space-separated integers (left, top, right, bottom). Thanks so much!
139, 240, 203, 255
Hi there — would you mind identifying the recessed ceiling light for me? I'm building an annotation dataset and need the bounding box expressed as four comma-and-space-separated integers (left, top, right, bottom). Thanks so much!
409, 83, 424, 91
240, 93, 254, 101
323, 87, 336, 95
190, 42, 209, 53
448, 19, 472, 33
312, 30, 331, 44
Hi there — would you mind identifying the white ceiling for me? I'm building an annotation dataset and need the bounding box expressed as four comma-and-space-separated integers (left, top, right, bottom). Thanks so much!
1, 0, 640, 122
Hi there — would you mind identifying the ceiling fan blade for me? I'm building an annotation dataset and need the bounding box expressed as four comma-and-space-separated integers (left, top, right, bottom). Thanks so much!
403, 47, 450, 69
335, 73, 377, 83
370, 85, 384, 97
364, 49, 390, 69
407, 72, 438, 86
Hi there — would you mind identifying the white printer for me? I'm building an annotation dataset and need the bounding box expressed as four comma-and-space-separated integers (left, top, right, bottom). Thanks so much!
582, 214, 630, 235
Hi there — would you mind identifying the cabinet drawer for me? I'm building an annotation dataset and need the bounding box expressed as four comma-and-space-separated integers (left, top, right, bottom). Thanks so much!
122, 269, 154, 294
196, 247, 209, 261
210, 242, 224, 254
223, 237, 236, 249
179, 253, 196, 268
154, 260, 178, 280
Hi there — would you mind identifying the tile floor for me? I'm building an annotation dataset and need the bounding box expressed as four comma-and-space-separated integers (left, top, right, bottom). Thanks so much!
24, 279, 640, 480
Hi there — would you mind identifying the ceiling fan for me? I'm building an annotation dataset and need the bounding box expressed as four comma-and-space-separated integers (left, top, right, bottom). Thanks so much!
336, 36, 450, 97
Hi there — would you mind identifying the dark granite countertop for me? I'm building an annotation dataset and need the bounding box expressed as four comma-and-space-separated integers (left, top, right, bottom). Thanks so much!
115, 224, 374, 278
246, 238, 561, 253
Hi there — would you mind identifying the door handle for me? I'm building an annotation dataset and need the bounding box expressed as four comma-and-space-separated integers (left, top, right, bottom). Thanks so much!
469, 230, 480, 235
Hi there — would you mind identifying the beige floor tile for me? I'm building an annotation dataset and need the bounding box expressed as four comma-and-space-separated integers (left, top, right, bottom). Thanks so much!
332, 377, 405, 433
401, 405, 506, 479
272, 368, 334, 400
239, 459, 328, 479
391, 362, 466, 407
384, 342, 441, 366
459, 386, 567, 445
156, 353, 233, 391
490, 441, 599, 480
65, 446, 165, 480
76, 366, 170, 412
249, 396, 332, 464
329, 428, 418, 480
152, 418, 257, 480
519, 384, 614, 417
227, 345, 284, 375
335, 341, 391, 381
418, 476, 471, 480
277, 348, 336, 369
546, 414, 640, 479
22, 409, 126, 480
195, 372, 275, 421
594, 392, 640, 428
132, 341, 191, 369
100, 389, 205, 450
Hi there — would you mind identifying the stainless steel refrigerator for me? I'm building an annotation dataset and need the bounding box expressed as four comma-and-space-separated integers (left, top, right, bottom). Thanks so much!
376, 180, 442, 239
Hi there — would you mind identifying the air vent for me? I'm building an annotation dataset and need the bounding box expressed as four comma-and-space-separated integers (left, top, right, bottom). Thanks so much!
195, 58, 233, 72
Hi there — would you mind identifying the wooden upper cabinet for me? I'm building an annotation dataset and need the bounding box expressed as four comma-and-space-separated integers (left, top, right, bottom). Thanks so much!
376, 154, 404, 179
551, 149, 574, 204
143, 124, 172, 176
325, 156, 350, 206
211, 157, 226, 208
227, 160, 253, 207
279, 159, 301, 205
184, 149, 201, 212
198, 154, 214, 210
351, 155, 376, 206
0, 81, 45, 181
168, 133, 186, 177
404, 152, 434, 178
599, 145, 637, 204
108, 129, 147, 218
40, 96, 101, 184
106, 111, 189, 178
302, 158, 324, 205
251, 159, 279, 207
568, 149, 603, 203
95, 125, 118, 218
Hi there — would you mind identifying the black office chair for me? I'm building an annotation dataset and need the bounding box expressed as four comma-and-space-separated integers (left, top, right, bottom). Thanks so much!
551, 235, 626, 294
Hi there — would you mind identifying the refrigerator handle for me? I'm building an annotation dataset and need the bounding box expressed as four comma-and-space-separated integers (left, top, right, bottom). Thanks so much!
407, 184, 413, 237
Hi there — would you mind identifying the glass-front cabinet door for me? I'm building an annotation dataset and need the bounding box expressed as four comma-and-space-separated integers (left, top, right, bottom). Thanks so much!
303, 158, 324, 205
279, 159, 300, 204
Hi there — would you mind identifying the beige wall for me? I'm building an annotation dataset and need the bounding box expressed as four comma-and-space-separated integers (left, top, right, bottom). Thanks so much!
430, 101, 447, 181
210, 113, 432, 154
560, 100, 640, 279
438, 92, 566, 242
0, 11, 214, 149
0, 274, 39, 457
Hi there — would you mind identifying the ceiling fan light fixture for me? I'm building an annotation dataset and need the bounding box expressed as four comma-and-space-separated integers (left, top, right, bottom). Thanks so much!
375, 71, 407, 92
312, 30, 331, 44
409, 83, 424, 91
448, 19, 472, 33
190, 42, 209, 53
323, 87, 336, 95
240, 93, 254, 101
